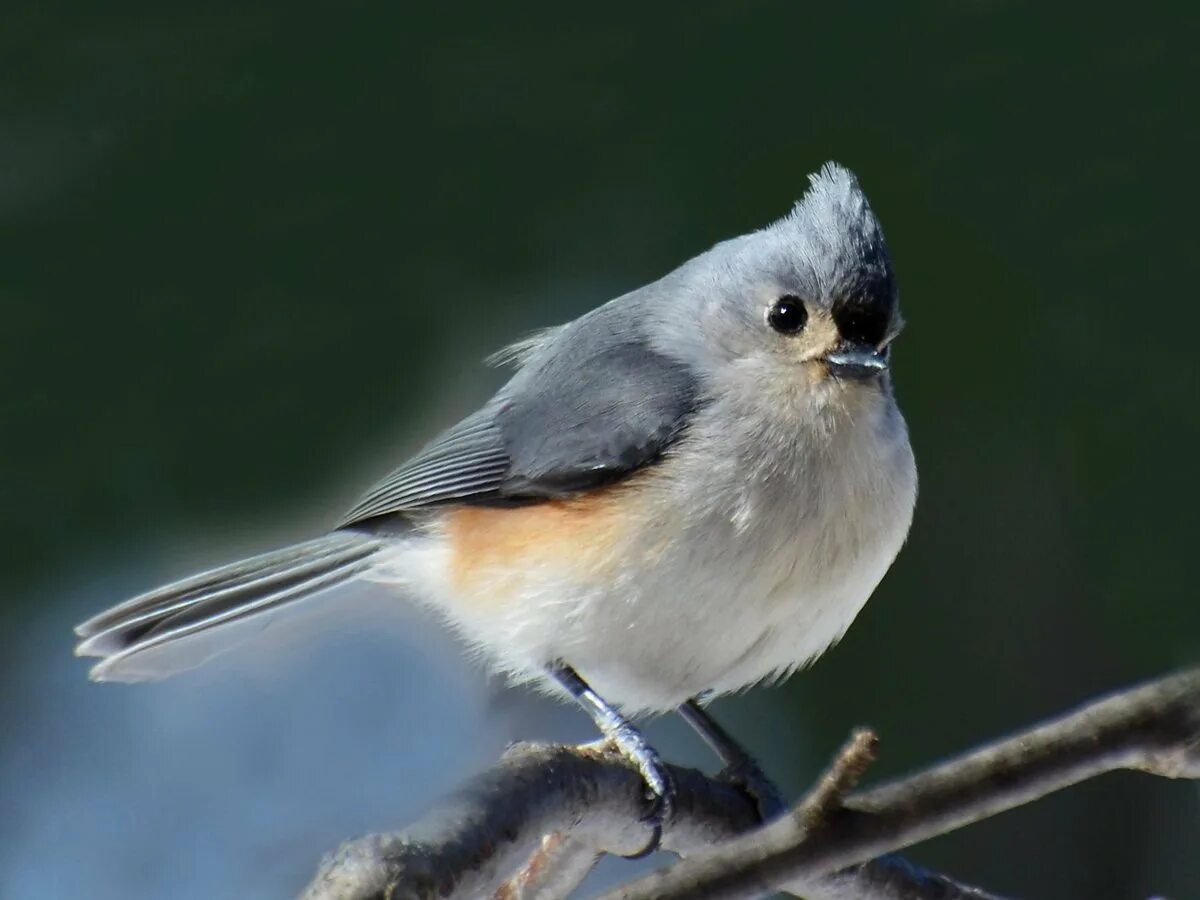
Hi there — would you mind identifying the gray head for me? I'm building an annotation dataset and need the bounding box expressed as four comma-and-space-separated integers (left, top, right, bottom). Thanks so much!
642, 163, 901, 405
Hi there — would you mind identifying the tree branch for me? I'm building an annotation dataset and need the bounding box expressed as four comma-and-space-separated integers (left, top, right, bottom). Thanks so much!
606, 666, 1200, 899
303, 667, 1200, 900
302, 743, 760, 900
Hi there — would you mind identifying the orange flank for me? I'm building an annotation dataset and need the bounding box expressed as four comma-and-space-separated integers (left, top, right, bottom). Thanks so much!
441, 481, 645, 597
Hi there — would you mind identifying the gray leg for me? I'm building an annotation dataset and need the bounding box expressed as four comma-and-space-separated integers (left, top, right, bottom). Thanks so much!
548, 661, 673, 856
677, 697, 786, 819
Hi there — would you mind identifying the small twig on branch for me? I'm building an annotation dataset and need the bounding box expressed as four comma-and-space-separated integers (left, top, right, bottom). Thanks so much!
493, 832, 599, 900
304, 667, 1200, 900
793, 727, 878, 831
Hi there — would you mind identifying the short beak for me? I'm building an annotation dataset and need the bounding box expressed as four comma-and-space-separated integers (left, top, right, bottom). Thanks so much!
823, 344, 889, 381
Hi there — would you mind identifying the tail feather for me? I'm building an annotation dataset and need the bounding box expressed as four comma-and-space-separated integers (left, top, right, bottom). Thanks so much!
75, 532, 383, 682
75, 538, 353, 641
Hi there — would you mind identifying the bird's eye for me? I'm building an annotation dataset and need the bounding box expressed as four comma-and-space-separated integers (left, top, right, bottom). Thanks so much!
767, 296, 807, 334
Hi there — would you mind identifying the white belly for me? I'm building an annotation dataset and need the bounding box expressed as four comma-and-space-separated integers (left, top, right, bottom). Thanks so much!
375, 389, 917, 714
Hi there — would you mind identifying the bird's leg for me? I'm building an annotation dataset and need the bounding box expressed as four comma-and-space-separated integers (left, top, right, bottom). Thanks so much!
548, 661, 674, 857
677, 696, 786, 820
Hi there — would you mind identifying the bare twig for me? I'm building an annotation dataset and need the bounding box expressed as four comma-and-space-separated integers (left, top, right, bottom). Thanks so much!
605, 666, 1200, 899
493, 833, 599, 900
793, 728, 878, 831
302, 740, 991, 900
303, 667, 1200, 900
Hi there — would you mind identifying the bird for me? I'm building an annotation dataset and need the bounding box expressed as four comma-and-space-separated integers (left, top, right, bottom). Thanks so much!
75, 162, 916, 853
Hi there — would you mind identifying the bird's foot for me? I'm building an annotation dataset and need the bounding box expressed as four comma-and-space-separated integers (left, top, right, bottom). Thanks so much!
547, 661, 673, 856
718, 754, 786, 821
594, 723, 675, 858
676, 697, 786, 821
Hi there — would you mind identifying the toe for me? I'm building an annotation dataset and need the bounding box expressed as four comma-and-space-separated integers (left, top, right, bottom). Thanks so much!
721, 760, 785, 820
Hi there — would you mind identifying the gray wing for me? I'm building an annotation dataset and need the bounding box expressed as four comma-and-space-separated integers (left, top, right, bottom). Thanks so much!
340, 304, 697, 526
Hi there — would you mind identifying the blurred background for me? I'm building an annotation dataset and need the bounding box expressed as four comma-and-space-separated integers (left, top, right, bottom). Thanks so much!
3, 3, 1199, 897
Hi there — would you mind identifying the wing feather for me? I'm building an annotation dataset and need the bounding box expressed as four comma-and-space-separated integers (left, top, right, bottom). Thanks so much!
340, 302, 698, 527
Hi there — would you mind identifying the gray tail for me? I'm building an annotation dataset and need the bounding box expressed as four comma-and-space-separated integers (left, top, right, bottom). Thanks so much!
75, 531, 384, 682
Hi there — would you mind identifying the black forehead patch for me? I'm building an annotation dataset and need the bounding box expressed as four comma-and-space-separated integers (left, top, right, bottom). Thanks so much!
786, 163, 898, 345
831, 273, 897, 347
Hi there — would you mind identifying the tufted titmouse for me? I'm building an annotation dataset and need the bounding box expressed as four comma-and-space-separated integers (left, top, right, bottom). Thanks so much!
76, 163, 916, 848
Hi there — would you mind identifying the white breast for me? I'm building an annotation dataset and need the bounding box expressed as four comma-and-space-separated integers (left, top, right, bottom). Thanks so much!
376, 383, 916, 715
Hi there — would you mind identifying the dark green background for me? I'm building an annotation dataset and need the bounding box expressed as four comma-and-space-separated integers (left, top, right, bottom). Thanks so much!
4, 4, 1199, 897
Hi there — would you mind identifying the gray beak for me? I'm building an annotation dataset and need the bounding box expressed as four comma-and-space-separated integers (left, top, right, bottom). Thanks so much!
824, 344, 889, 381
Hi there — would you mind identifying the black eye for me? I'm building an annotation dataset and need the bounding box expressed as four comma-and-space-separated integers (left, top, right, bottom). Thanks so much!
767, 296, 807, 334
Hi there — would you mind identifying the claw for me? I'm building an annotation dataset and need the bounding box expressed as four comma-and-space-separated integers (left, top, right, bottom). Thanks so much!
719, 756, 786, 821
607, 722, 675, 857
